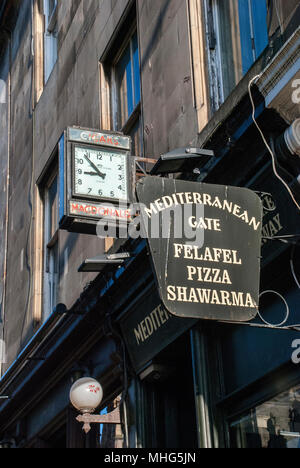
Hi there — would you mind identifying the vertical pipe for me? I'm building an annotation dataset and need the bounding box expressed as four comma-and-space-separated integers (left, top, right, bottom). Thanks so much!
190, 326, 214, 448
0, 29, 11, 378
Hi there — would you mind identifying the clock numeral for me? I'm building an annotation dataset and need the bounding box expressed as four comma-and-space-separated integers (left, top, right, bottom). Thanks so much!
77, 169, 82, 175
78, 180, 83, 185
118, 175, 123, 181
98, 190, 103, 196
77, 159, 84, 164
110, 191, 115, 198
88, 188, 92, 194
118, 165, 123, 170
97, 153, 103, 160
118, 185, 123, 191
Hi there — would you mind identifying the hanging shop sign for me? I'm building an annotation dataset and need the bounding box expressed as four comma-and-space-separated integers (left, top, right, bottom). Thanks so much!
249, 167, 300, 267
136, 176, 263, 322
58, 127, 134, 234
119, 284, 197, 372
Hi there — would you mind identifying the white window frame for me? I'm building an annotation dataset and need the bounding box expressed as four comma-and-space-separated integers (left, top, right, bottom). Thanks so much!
202, 0, 224, 111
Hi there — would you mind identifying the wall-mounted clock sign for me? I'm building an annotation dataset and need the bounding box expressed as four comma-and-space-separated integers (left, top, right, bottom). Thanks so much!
73, 144, 129, 202
58, 127, 133, 235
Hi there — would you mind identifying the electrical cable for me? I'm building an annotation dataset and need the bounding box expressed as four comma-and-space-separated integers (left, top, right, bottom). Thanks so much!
262, 234, 300, 245
242, 241, 300, 331
248, 75, 300, 212
291, 243, 300, 290
257, 290, 290, 328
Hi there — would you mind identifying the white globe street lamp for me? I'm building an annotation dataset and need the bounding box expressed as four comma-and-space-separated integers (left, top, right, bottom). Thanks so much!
69, 377, 121, 434
70, 377, 103, 414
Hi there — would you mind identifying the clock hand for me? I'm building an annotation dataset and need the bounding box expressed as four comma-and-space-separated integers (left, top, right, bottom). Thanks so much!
83, 154, 106, 180
84, 171, 99, 176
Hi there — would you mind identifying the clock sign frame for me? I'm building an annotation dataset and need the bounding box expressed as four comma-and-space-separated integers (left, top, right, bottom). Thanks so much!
58, 127, 134, 235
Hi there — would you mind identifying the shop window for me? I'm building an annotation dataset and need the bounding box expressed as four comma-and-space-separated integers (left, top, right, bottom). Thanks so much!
43, 0, 58, 83
43, 172, 59, 321
205, 0, 269, 107
230, 384, 300, 448
138, 334, 198, 449
112, 29, 143, 157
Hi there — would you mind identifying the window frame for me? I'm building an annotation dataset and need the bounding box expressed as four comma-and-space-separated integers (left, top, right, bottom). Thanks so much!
43, 0, 58, 83
204, 0, 269, 110
228, 381, 300, 448
110, 25, 143, 156
42, 168, 59, 322
112, 24, 141, 125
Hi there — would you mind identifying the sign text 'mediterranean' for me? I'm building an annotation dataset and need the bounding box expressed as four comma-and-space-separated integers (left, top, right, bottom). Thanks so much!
144, 191, 261, 231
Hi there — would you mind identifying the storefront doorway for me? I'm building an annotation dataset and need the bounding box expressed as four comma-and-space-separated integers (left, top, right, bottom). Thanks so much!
140, 333, 198, 449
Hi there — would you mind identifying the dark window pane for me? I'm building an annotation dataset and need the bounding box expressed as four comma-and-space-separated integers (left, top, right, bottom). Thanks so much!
230, 385, 300, 448
48, 176, 58, 241
251, 0, 268, 59
216, 0, 268, 101
132, 32, 141, 107
116, 44, 133, 127
238, 0, 255, 74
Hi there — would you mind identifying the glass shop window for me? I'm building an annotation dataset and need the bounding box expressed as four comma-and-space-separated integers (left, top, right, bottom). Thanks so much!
206, 0, 269, 107
230, 384, 300, 448
113, 29, 142, 156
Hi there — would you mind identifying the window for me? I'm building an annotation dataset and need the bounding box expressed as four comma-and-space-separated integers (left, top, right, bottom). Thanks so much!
230, 383, 300, 448
43, 0, 58, 83
205, 0, 269, 107
112, 29, 143, 156
43, 172, 59, 321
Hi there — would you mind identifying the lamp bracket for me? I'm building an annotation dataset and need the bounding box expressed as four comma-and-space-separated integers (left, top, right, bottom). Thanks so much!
76, 407, 121, 434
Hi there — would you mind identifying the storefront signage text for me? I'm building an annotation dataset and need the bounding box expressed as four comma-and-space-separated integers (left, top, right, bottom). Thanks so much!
137, 177, 263, 322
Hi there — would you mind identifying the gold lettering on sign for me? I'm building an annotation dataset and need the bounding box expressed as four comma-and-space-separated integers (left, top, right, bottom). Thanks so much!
133, 305, 171, 346
144, 192, 261, 232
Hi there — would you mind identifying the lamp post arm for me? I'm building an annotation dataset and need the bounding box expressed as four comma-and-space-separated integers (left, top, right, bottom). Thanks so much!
76, 407, 121, 434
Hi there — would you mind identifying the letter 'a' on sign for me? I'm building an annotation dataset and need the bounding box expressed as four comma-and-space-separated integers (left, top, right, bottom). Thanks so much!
136, 177, 263, 322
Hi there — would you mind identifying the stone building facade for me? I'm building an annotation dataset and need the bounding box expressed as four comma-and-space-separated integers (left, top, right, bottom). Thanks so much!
0, 0, 299, 449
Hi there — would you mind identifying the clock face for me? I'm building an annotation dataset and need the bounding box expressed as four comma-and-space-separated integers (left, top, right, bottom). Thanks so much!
73, 145, 129, 202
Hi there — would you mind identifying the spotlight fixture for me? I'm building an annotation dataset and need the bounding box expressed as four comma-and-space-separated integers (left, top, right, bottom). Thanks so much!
150, 147, 215, 176
78, 252, 133, 273
275, 119, 300, 177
